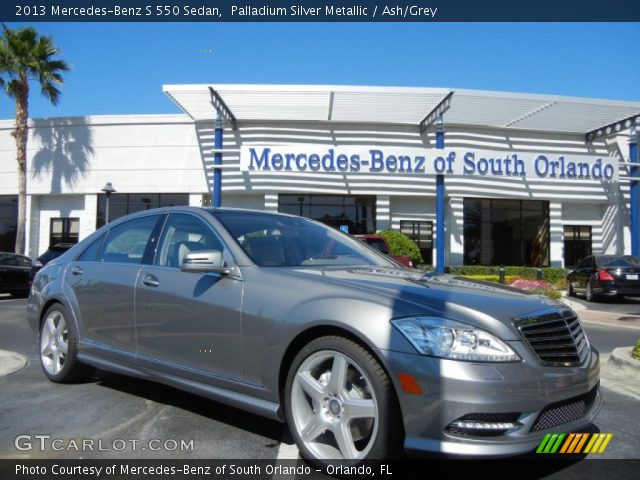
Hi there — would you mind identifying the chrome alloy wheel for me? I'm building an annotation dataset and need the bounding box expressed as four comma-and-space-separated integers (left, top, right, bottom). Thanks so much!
40, 310, 69, 375
290, 350, 379, 460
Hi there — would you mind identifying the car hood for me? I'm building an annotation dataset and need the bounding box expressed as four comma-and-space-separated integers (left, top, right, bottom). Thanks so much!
281, 266, 568, 340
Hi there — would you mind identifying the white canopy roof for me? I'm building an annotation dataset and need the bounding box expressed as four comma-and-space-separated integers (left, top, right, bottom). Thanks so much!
163, 84, 640, 135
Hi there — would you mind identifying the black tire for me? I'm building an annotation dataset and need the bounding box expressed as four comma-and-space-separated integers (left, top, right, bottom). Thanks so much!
284, 335, 403, 465
567, 283, 575, 297
585, 281, 598, 303
39, 304, 94, 383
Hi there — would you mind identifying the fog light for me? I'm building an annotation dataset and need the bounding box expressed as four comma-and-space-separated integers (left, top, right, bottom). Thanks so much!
446, 413, 522, 437
450, 420, 520, 430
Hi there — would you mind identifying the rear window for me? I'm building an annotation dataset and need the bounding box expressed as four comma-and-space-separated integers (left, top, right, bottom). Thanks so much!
99, 216, 158, 264
597, 256, 640, 267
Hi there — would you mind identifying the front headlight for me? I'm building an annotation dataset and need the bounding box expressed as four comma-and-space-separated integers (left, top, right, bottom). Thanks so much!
391, 316, 520, 362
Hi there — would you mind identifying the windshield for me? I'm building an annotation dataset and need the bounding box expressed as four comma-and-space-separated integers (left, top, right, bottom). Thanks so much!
211, 210, 394, 267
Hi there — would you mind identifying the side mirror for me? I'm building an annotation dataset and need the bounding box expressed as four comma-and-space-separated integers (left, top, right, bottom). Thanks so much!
180, 250, 231, 275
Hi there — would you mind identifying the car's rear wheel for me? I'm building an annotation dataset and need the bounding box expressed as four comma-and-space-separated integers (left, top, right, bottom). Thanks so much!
284, 336, 402, 464
567, 282, 575, 297
585, 280, 598, 302
40, 304, 94, 383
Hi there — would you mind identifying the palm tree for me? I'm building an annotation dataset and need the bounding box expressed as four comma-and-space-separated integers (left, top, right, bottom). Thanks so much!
0, 25, 69, 254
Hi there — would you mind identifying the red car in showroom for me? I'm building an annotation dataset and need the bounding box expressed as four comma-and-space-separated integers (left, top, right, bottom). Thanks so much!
355, 234, 414, 268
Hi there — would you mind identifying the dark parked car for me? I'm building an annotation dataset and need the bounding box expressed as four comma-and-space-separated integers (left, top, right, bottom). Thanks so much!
28, 207, 600, 463
567, 254, 640, 302
0, 252, 34, 297
34, 243, 74, 270
355, 234, 414, 268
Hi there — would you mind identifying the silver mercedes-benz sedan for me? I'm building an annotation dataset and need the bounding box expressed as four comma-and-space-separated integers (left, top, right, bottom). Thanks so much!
27, 207, 601, 462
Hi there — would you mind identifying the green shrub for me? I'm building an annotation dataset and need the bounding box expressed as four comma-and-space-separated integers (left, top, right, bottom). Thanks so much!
457, 274, 520, 284
632, 339, 640, 361
416, 264, 434, 271
541, 288, 562, 300
378, 230, 423, 265
447, 265, 569, 285
461, 274, 500, 282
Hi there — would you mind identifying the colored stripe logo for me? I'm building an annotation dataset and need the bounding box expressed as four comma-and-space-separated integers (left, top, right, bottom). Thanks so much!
537, 433, 613, 454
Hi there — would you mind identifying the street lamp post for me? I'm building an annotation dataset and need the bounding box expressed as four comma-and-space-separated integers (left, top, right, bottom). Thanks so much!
101, 182, 116, 224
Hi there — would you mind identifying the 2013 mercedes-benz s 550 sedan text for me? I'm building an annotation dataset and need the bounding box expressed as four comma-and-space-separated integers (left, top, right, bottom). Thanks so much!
27, 207, 601, 463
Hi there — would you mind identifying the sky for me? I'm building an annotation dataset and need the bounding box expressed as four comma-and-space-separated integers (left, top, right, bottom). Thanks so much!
0, 22, 638, 120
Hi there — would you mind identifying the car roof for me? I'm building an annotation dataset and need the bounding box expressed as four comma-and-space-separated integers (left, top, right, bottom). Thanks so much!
101, 206, 301, 226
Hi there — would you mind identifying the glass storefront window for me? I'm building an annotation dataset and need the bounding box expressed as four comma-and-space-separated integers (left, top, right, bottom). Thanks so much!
278, 195, 376, 234
563, 226, 592, 268
96, 193, 189, 228
463, 198, 550, 267
400, 220, 433, 265
0, 196, 18, 252
50, 218, 80, 246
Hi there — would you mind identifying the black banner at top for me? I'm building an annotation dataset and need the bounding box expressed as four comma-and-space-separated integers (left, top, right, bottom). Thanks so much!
1, 0, 639, 22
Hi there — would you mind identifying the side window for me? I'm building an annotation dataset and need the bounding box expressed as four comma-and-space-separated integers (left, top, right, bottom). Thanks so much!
577, 257, 590, 269
99, 216, 158, 265
78, 234, 106, 262
156, 214, 224, 268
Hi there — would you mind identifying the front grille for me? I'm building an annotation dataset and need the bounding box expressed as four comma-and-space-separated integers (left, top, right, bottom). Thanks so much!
515, 309, 589, 366
532, 385, 598, 432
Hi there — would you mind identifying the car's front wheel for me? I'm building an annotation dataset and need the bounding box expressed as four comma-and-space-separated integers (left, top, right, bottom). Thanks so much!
39, 304, 94, 383
284, 336, 402, 464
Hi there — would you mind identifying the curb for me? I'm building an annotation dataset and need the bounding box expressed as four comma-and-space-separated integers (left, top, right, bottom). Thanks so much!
559, 297, 640, 330
0, 349, 28, 377
606, 347, 640, 381
559, 296, 587, 312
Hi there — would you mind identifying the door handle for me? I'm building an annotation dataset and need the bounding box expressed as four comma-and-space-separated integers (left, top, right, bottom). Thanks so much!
71, 266, 83, 276
142, 274, 159, 287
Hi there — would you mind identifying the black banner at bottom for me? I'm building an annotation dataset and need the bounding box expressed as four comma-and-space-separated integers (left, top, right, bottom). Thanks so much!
2, 459, 640, 480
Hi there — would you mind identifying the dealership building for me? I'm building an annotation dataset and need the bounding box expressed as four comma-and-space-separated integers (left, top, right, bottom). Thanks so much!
1, 84, 639, 270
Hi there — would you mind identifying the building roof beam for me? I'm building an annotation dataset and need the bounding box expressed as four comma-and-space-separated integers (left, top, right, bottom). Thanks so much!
419, 91, 454, 133
209, 87, 237, 129
586, 113, 640, 142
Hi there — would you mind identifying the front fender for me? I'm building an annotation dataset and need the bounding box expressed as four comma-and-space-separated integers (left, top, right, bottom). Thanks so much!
256, 295, 420, 401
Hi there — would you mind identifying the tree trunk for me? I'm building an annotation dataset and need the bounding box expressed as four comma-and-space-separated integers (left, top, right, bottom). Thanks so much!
12, 77, 29, 255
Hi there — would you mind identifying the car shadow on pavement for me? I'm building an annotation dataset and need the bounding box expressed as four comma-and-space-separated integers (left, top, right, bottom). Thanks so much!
91, 369, 286, 444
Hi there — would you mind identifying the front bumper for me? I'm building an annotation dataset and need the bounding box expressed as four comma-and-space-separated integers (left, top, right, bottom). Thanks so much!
377, 342, 601, 457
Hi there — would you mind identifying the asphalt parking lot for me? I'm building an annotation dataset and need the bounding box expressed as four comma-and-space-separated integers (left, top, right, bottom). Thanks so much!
1, 295, 639, 478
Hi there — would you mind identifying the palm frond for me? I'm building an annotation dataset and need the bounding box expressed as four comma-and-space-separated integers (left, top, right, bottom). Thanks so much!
0, 24, 68, 105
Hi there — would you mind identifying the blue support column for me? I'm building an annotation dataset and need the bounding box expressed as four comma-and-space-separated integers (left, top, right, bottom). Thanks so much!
631, 122, 639, 256
213, 113, 223, 208
435, 116, 446, 273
